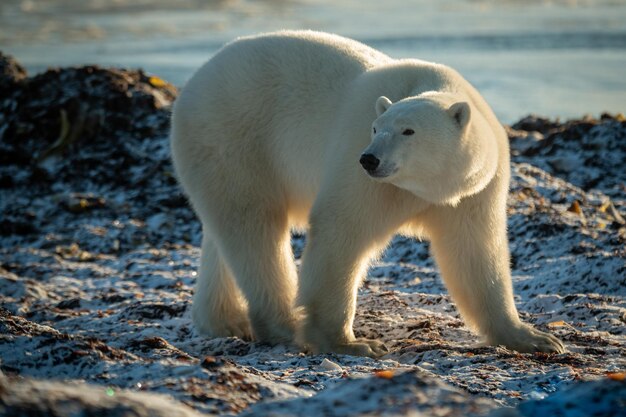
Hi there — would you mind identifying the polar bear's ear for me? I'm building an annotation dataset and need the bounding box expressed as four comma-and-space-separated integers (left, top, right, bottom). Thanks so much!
375, 96, 393, 117
448, 102, 471, 129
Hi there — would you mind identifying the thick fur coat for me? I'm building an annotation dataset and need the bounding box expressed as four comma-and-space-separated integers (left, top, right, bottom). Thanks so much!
170, 30, 564, 356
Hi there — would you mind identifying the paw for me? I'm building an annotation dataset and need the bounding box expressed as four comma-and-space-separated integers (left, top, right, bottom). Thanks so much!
334, 339, 390, 357
250, 314, 297, 344
489, 324, 565, 354
306, 338, 389, 358
192, 303, 252, 340
298, 311, 388, 357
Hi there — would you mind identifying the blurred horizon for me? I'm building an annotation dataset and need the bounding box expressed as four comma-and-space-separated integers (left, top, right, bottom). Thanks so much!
1, 0, 625, 123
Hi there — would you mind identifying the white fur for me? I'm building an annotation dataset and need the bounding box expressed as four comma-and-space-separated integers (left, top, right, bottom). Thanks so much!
170, 30, 564, 356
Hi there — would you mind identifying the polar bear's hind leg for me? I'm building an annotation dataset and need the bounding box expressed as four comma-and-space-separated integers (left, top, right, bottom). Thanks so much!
192, 235, 252, 339
210, 200, 299, 344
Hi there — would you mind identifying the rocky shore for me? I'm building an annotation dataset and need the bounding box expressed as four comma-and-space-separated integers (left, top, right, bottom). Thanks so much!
1, 53, 624, 416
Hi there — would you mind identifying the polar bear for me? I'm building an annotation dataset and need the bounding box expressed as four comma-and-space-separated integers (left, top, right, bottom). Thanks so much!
170, 30, 564, 356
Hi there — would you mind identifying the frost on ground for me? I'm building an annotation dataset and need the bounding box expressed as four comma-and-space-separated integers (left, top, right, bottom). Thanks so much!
1, 54, 625, 416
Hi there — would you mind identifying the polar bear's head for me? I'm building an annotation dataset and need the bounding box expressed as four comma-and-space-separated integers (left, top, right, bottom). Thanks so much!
360, 92, 498, 206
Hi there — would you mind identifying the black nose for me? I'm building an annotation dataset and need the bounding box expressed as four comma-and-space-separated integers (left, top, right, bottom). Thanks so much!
359, 153, 380, 171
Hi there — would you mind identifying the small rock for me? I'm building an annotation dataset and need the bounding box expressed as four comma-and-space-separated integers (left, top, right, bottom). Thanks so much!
146, 212, 171, 233
56, 298, 81, 309
548, 156, 579, 174
319, 358, 342, 372
201, 356, 224, 370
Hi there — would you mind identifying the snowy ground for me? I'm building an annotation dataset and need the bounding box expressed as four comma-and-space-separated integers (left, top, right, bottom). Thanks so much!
0, 58, 625, 416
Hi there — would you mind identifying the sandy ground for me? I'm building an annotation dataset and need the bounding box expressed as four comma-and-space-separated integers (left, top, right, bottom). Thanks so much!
0, 56, 625, 416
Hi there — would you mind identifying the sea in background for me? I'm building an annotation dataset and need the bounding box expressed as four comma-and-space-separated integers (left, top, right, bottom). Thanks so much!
1, 0, 625, 123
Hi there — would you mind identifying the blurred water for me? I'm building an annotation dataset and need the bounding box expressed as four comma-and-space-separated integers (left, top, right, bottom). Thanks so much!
1, 0, 625, 122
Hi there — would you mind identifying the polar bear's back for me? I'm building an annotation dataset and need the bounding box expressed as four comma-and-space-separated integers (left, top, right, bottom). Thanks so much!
173, 31, 390, 148
200, 30, 389, 92
171, 31, 393, 215
178, 31, 390, 121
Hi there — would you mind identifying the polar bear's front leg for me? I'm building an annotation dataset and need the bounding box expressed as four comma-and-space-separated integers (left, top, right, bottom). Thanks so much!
425, 190, 565, 354
298, 194, 401, 357
298, 228, 388, 357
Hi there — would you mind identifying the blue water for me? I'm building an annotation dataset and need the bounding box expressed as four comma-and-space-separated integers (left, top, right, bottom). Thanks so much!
1, 0, 625, 123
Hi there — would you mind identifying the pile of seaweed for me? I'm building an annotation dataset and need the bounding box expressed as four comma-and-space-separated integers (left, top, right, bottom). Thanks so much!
0, 52, 194, 250
508, 113, 626, 201
0, 51, 177, 188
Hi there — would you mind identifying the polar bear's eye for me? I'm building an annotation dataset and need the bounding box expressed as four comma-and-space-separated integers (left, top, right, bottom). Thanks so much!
402, 129, 415, 136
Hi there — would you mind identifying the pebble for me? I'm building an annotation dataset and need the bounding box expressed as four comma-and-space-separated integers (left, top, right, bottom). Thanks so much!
318, 358, 342, 372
